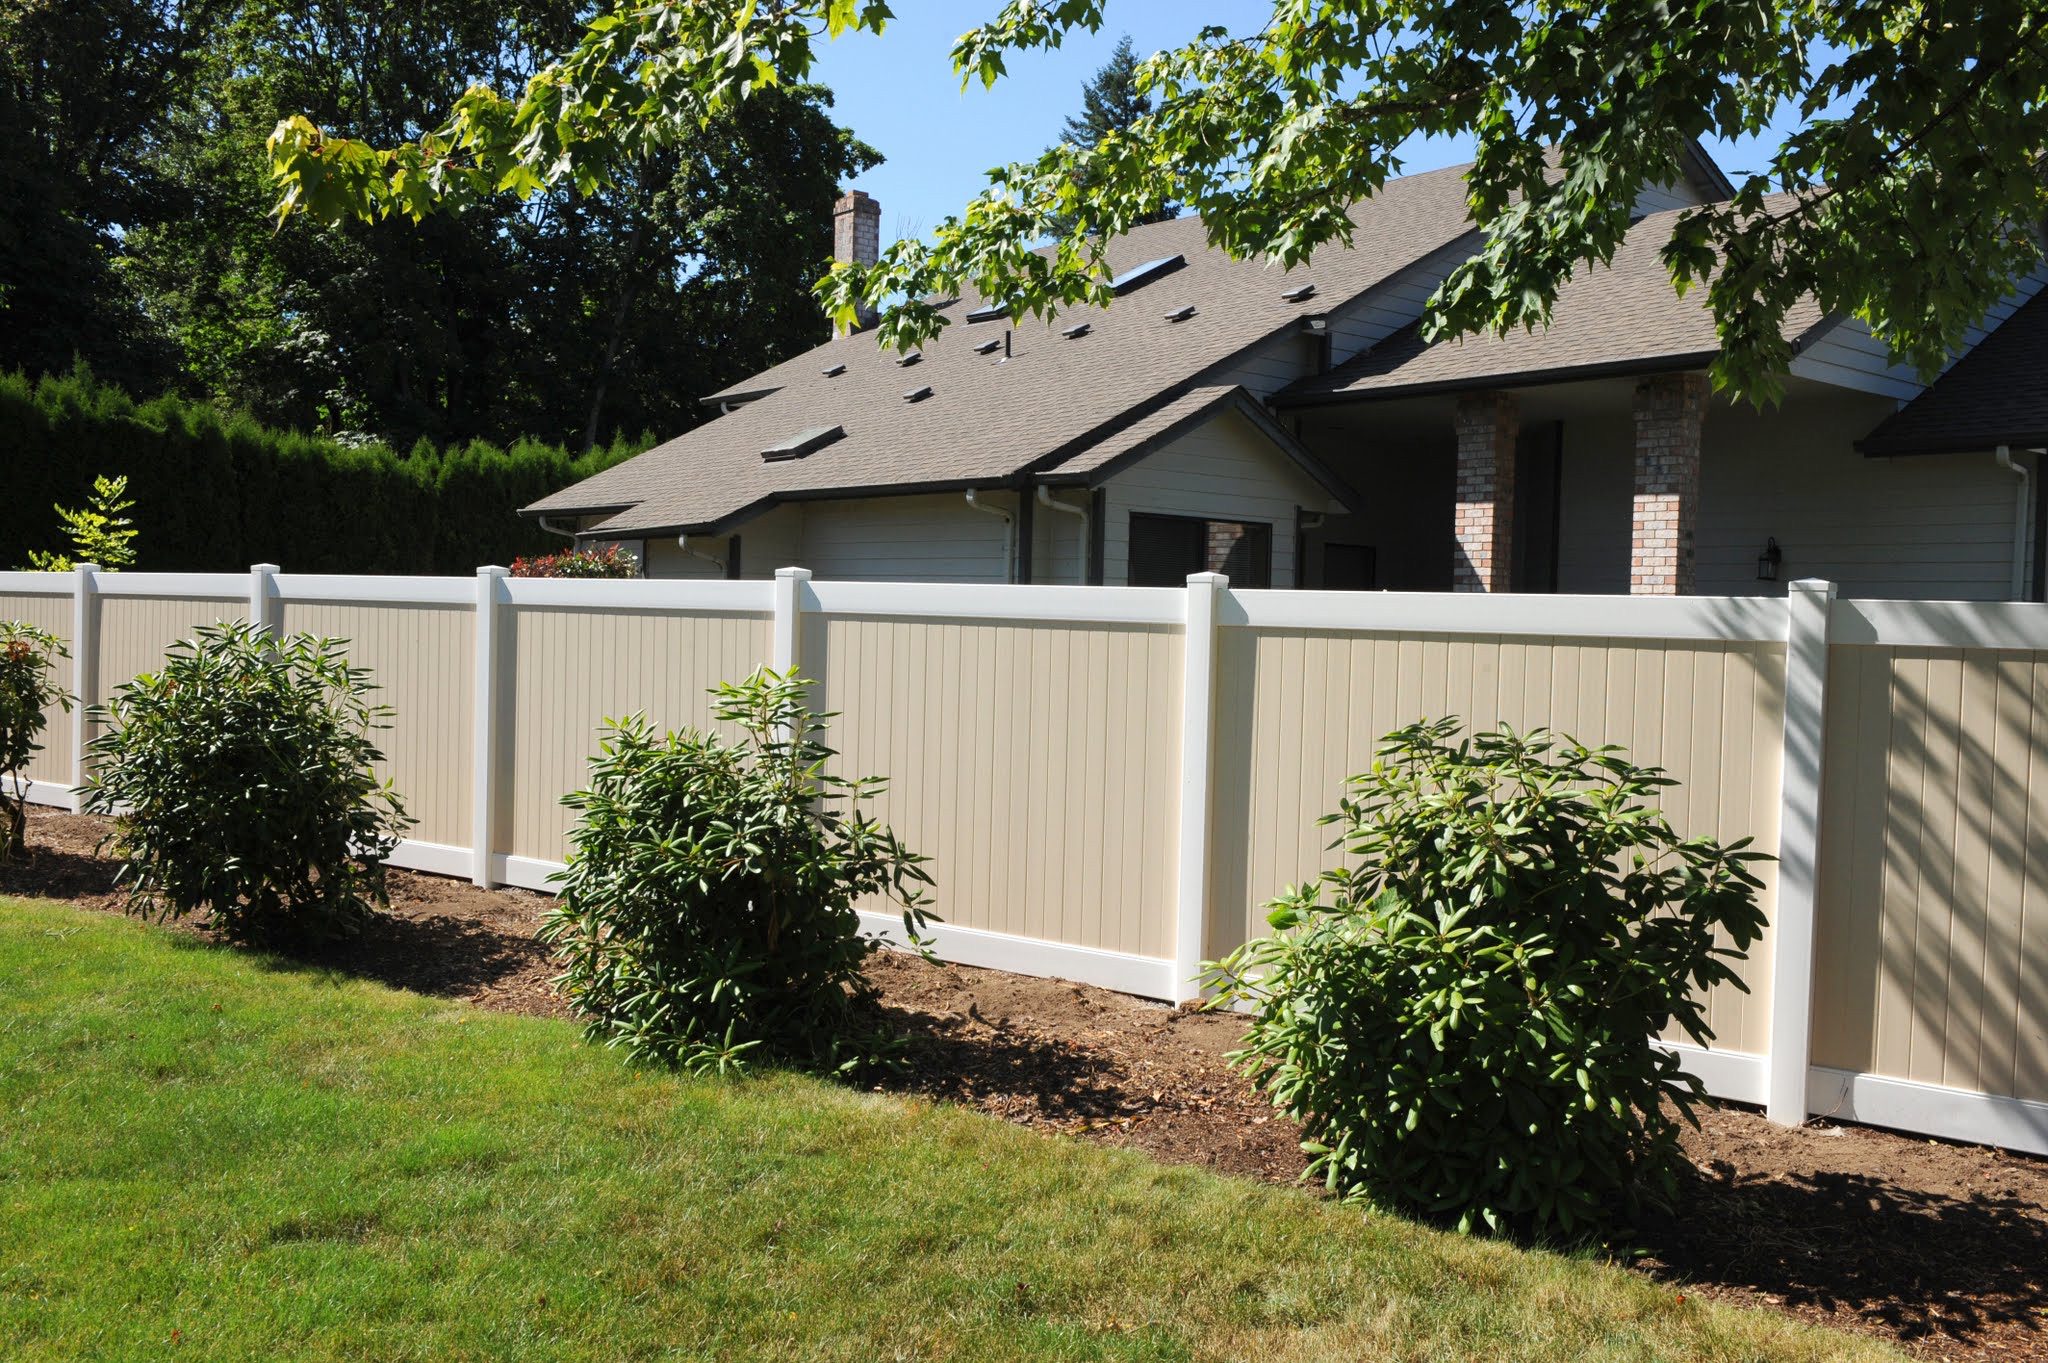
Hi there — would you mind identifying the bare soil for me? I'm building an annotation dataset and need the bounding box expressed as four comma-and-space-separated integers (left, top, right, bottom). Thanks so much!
7, 806, 2044, 1361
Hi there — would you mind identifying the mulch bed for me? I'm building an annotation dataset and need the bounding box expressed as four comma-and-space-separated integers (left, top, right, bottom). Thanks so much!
7, 805, 2044, 1361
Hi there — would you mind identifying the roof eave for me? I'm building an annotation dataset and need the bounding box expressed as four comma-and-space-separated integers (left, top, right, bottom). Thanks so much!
1273, 351, 1719, 408
1857, 430, 2048, 458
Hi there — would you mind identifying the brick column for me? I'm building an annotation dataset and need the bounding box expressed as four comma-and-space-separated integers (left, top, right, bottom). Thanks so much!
1452, 391, 1518, 592
1631, 373, 1708, 595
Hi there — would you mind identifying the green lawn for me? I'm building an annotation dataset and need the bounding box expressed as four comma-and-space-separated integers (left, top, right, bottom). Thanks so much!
0, 897, 1895, 1363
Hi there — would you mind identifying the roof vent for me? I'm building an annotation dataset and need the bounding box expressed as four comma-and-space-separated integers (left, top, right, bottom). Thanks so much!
966, 303, 1009, 324
1061, 322, 1092, 340
903, 385, 933, 403
761, 424, 845, 463
972, 337, 1003, 355
821, 362, 847, 378
896, 350, 923, 367
1164, 305, 1197, 323
1110, 254, 1186, 295
1281, 283, 1317, 303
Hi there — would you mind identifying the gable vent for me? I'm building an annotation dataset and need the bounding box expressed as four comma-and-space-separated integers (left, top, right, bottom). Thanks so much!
896, 350, 923, 367
1061, 322, 1092, 339
1164, 305, 1197, 323
821, 362, 847, 377
761, 424, 845, 463
903, 385, 933, 403
1281, 282, 1317, 303
1110, 254, 1186, 295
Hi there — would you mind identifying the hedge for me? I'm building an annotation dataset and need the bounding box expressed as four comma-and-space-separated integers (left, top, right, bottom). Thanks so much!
2, 368, 649, 574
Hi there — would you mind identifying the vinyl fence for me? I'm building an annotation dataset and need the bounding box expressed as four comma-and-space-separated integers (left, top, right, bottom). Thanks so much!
4, 564, 2045, 1157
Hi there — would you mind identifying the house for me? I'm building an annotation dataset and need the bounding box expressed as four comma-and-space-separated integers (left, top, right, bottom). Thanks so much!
526, 157, 2047, 600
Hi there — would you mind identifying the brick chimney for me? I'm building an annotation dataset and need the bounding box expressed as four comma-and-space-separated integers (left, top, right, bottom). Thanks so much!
833, 190, 882, 334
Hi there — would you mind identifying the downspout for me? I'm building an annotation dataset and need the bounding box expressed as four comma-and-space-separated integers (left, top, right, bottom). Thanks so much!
676, 534, 726, 574
537, 515, 577, 541
1994, 445, 2032, 600
1296, 511, 1326, 590
963, 489, 1015, 583
1036, 487, 1090, 585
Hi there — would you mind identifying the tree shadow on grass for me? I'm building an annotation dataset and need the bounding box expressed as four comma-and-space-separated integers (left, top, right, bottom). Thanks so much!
1634, 1158, 2048, 1350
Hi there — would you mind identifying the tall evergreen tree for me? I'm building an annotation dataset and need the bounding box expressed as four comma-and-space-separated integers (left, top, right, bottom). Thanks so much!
1050, 35, 1178, 235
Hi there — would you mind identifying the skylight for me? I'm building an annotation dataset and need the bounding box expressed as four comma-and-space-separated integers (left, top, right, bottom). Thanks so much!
966, 303, 1009, 324
1110, 254, 1186, 295
761, 425, 845, 463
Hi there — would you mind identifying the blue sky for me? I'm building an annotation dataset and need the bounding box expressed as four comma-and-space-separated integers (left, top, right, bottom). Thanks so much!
811, 1, 1830, 247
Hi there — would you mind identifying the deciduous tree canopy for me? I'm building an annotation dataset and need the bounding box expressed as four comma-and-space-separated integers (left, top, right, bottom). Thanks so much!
269, 0, 2048, 398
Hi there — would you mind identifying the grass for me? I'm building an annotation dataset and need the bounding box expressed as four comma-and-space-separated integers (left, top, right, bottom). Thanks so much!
0, 897, 1897, 1363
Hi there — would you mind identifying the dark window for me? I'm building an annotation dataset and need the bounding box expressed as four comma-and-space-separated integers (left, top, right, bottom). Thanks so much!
1321, 542, 1377, 590
1128, 513, 1273, 588
1512, 420, 1563, 592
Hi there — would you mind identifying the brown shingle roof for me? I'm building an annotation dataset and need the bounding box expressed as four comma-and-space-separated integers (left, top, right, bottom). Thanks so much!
525, 163, 1483, 536
1276, 199, 1825, 406
1857, 290, 2048, 456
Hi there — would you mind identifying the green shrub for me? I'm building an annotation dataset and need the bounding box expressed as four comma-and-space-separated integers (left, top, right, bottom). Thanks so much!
22, 473, 138, 571
1207, 719, 1768, 1239
0, 623, 71, 862
83, 621, 412, 941
541, 669, 934, 1075
0, 365, 649, 573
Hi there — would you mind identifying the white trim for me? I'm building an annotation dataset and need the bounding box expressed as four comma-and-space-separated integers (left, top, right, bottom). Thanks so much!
90, 572, 248, 600
1172, 572, 1226, 1002
1767, 579, 1835, 1125
860, 911, 1177, 1000
1655, 1039, 1769, 1107
494, 853, 567, 894
772, 567, 809, 673
69, 564, 96, 814
1226, 588, 1789, 642
273, 574, 477, 606
249, 564, 279, 635
0, 572, 75, 596
803, 579, 1185, 626
472, 568, 508, 888
1808, 1067, 2048, 1158
1830, 596, 2048, 649
12, 777, 77, 808
386, 838, 476, 880
503, 577, 774, 612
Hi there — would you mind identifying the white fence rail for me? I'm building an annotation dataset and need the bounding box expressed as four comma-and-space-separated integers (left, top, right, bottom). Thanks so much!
3, 563, 2045, 1157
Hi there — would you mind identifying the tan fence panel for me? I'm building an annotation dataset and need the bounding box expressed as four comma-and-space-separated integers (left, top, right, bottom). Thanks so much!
96, 595, 247, 698
500, 606, 772, 864
278, 601, 475, 850
0, 589, 76, 787
1814, 644, 2048, 1103
804, 614, 1183, 959
1210, 630, 1788, 1056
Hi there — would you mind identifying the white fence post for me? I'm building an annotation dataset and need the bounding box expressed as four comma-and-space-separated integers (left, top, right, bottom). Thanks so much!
1173, 572, 1227, 1003
772, 566, 810, 674
68, 562, 100, 812
472, 566, 509, 889
1766, 578, 1837, 1126
248, 563, 280, 636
